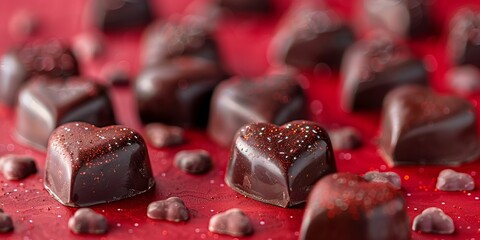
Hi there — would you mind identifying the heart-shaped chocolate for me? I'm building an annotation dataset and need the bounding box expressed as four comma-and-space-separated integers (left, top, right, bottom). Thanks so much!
225, 120, 336, 208
44, 122, 155, 207
379, 85, 480, 166
16, 76, 116, 149
300, 173, 410, 240
208, 74, 307, 146
341, 35, 428, 111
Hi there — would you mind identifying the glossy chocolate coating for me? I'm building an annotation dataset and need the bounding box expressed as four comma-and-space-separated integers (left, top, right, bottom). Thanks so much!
141, 20, 221, 68
270, 3, 355, 69
448, 8, 480, 68
379, 85, 480, 166
217, 0, 270, 13
135, 57, 226, 128
16, 76, 116, 150
341, 37, 428, 111
44, 122, 155, 207
92, 0, 153, 31
300, 173, 410, 240
225, 121, 336, 208
0, 40, 79, 106
208, 74, 307, 146
362, 0, 436, 38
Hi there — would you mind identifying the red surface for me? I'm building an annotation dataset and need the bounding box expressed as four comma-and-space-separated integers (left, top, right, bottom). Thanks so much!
1, 0, 480, 239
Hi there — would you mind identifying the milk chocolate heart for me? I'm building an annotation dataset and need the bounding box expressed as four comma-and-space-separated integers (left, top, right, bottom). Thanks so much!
341, 35, 428, 111
16, 76, 116, 149
300, 173, 410, 240
225, 120, 336, 208
208, 74, 307, 147
379, 85, 480, 166
44, 122, 155, 207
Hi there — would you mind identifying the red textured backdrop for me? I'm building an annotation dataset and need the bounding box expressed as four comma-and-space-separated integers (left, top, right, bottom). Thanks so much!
0, 0, 480, 239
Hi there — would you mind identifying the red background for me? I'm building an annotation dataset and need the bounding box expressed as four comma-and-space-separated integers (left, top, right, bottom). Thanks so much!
1, 0, 480, 239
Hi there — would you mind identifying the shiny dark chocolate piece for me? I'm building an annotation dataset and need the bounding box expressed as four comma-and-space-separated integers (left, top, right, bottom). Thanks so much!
144, 123, 184, 148
448, 8, 480, 68
44, 122, 155, 207
436, 169, 474, 191
208, 208, 253, 237
68, 208, 108, 234
447, 65, 480, 95
141, 20, 221, 68
362, 0, 436, 38
174, 150, 212, 174
0, 155, 37, 180
341, 36, 428, 111
329, 127, 362, 150
135, 57, 226, 128
379, 85, 480, 166
147, 197, 189, 222
226, 121, 336, 208
412, 207, 454, 234
300, 173, 409, 240
208, 74, 307, 147
92, 0, 153, 31
16, 76, 116, 149
269, 3, 355, 69
0, 209, 14, 233
217, 0, 270, 13
0, 40, 79, 106
363, 171, 402, 190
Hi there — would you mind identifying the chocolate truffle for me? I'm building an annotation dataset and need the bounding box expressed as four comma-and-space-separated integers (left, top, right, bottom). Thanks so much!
217, 0, 270, 13
269, 3, 355, 69
225, 121, 336, 208
68, 208, 108, 234
341, 35, 428, 111
144, 123, 184, 148
436, 169, 474, 191
147, 197, 189, 222
363, 171, 402, 190
412, 207, 454, 234
135, 57, 226, 128
379, 85, 480, 166
361, 0, 436, 38
44, 122, 155, 207
91, 0, 153, 31
208, 208, 253, 237
208, 74, 307, 146
0, 40, 79, 106
174, 150, 212, 174
0, 155, 37, 180
141, 20, 221, 68
300, 173, 410, 240
448, 8, 480, 68
0, 209, 14, 233
16, 76, 116, 149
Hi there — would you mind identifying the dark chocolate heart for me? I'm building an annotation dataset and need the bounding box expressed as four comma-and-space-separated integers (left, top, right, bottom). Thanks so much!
16, 76, 116, 149
300, 173, 409, 240
44, 122, 155, 207
225, 120, 336, 208
341, 36, 428, 111
208, 74, 307, 146
379, 85, 480, 166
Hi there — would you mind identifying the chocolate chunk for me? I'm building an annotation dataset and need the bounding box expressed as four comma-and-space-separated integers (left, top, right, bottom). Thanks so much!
300, 173, 410, 240
174, 150, 212, 174
448, 8, 480, 68
68, 208, 108, 234
363, 171, 402, 190
208, 208, 253, 237
436, 169, 474, 191
412, 207, 454, 234
361, 0, 436, 38
8, 10, 39, 38
16, 76, 116, 149
0, 40, 79, 106
144, 123, 184, 148
0, 209, 14, 233
447, 65, 480, 95
217, 0, 270, 13
141, 20, 222, 68
329, 127, 362, 150
341, 35, 428, 111
44, 122, 155, 207
269, 3, 355, 69
379, 85, 480, 166
208, 74, 307, 147
72, 33, 104, 61
0, 155, 37, 180
147, 197, 189, 222
92, 0, 153, 31
135, 57, 226, 128
226, 121, 336, 208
